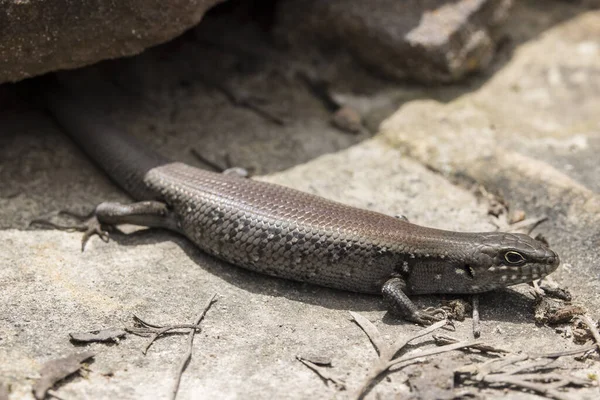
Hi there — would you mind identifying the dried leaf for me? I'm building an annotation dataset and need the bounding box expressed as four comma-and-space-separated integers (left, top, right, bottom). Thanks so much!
389, 340, 482, 367
297, 357, 346, 390
32, 352, 94, 400
350, 311, 385, 355
297, 354, 332, 367
69, 328, 127, 343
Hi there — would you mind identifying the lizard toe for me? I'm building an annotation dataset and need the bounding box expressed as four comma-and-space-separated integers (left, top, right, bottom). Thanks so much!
81, 216, 110, 251
408, 308, 447, 326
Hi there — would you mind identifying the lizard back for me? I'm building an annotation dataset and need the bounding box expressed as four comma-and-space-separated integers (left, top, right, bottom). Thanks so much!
145, 162, 412, 293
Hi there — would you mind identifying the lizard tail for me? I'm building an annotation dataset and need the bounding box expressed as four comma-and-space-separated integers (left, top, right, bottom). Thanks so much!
38, 75, 169, 201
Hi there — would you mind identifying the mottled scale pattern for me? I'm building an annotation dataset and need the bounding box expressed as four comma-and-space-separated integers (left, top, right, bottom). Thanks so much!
144, 162, 434, 293
46, 81, 560, 301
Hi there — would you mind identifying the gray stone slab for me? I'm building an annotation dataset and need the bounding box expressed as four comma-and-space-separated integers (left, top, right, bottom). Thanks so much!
2, 1, 599, 399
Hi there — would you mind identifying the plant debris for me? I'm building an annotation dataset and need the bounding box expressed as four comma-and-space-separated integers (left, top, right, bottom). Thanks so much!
298, 310, 598, 399
69, 328, 127, 344
296, 356, 346, 390
126, 294, 218, 400
441, 299, 472, 321
534, 297, 586, 325
170, 294, 218, 400
472, 295, 481, 338
432, 334, 509, 355
574, 315, 600, 355
455, 351, 594, 400
296, 354, 333, 367
348, 312, 481, 400
440, 296, 480, 337
32, 352, 95, 400
534, 278, 573, 302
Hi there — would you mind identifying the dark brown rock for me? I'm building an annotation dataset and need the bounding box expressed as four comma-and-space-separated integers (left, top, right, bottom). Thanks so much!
275, 0, 512, 83
0, 0, 224, 84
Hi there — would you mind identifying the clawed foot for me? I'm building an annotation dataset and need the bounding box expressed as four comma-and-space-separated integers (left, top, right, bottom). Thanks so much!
29, 210, 110, 251
407, 307, 447, 326
79, 215, 110, 251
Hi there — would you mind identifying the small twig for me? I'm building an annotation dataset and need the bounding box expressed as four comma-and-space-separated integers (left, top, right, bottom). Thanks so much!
472, 295, 481, 338
349, 313, 481, 400
350, 312, 386, 355
386, 320, 448, 360
482, 374, 572, 400
136, 325, 204, 354
506, 216, 548, 235
129, 325, 204, 336
433, 334, 509, 354
47, 390, 67, 400
455, 344, 596, 399
212, 81, 286, 126
296, 357, 346, 390
500, 358, 558, 376
238, 99, 287, 126
132, 314, 163, 329
540, 345, 598, 359
170, 294, 218, 400
576, 315, 600, 355
128, 314, 206, 354
128, 324, 202, 334
351, 315, 447, 399
354, 340, 482, 399
509, 373, 591, 386
189, 148, 228, 173
388, 340, 482, 368
46, 390, 65, 400
482, 354, 530, 376
296, 71, 339, 112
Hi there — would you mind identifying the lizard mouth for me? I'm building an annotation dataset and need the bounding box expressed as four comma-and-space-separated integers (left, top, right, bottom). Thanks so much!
486, 248, 560, 286
489, 261, 559, 287
547, 252, 560, 271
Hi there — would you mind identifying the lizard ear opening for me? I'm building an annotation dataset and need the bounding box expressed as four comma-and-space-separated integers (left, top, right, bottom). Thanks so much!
461, 264, 475, 280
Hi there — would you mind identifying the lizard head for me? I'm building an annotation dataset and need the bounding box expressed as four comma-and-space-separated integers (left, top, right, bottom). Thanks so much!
456, 232, 560, 292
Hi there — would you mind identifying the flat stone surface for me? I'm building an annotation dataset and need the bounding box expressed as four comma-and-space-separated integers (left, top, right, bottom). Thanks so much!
0, 0, 223, 84
1, 1, 599, 399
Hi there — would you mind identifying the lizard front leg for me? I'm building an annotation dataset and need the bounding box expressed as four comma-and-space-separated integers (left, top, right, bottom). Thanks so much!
382, 277, 446, 325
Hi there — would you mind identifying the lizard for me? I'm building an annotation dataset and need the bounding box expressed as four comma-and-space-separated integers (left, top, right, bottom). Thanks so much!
36, 80, 560, 325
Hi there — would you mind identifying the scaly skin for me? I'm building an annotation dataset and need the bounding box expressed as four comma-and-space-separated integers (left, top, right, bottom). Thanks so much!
40, 81, 560, 323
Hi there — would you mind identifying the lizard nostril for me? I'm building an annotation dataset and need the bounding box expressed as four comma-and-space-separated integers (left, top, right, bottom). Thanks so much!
552, 255, 559, 267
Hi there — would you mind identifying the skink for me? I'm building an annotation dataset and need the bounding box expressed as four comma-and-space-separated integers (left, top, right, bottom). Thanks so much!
40, 82, 560, 324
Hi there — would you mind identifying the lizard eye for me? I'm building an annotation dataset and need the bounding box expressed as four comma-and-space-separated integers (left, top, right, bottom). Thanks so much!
504, 251, 525, 265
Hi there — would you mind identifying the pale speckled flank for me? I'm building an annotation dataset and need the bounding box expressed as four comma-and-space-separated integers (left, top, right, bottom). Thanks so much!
144, 162, 559, 297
